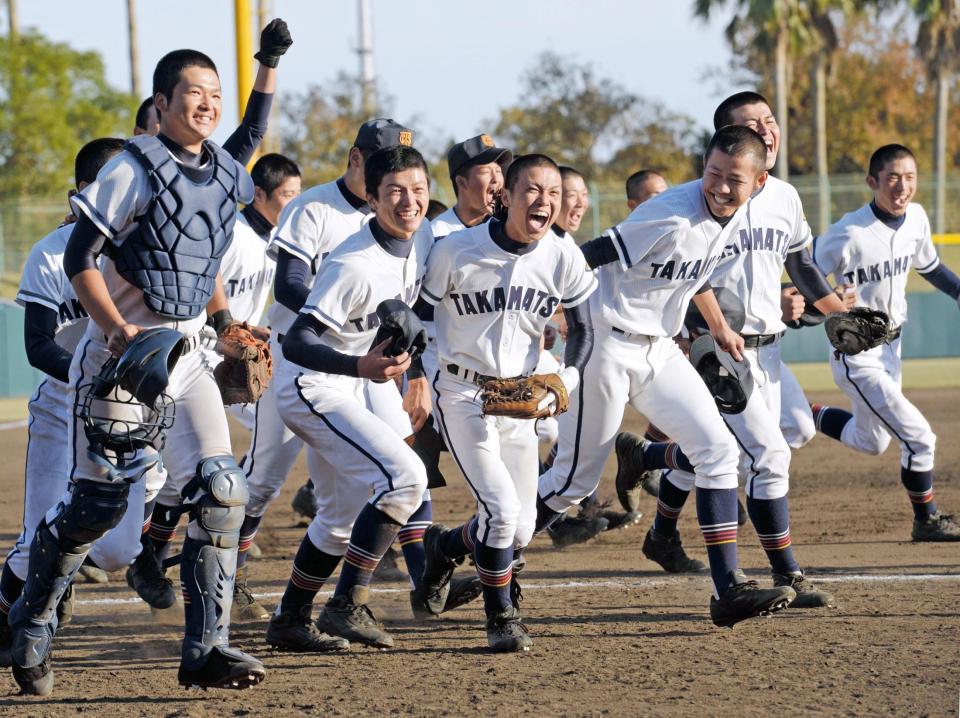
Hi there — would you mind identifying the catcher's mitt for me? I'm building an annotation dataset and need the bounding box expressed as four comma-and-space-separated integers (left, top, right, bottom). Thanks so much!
480, 373, 569, 419
213, 322, 272, 404
373, 299, 427, 360
824, 307, 893, 355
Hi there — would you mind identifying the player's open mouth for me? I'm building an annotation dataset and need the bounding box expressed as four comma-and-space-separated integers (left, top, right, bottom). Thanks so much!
711, 194, 732, 206
528, 210, 550, 229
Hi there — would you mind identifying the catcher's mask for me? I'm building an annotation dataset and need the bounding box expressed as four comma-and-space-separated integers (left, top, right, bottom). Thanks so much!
689, 335, 754, 414
78, 328, 183, 456
684, 287, 746, 336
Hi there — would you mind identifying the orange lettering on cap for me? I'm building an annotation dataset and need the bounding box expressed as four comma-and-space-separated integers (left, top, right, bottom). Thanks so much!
480, 134, 494, 147
399, 131, 413, 146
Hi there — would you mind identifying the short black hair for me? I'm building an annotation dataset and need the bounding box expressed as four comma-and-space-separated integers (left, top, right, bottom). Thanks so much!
559, 165, 584, 184
135, 96, 155, 131
625, 170, 664, 201
75, 138, 125, 187
364, 145, 429, 197
704, 125, 767, 172
868, 144, 917, 178
251, 153, 301, 195
152, 49, 218, 102
504, 154, 560, 191
426, 199, 448, 221
713, 91, 771, 130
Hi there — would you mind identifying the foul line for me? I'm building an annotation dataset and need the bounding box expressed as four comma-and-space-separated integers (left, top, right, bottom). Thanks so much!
72, 572, 960, 607
0, 419, 28, 431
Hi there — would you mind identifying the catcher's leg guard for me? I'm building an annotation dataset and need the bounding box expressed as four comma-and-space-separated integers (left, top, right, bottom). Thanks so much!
180, 455, 248, 668
10, 480, 130, 668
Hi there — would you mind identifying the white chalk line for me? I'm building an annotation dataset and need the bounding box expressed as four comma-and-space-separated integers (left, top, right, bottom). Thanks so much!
72, 572, 960, 607
0, 419, 28, 431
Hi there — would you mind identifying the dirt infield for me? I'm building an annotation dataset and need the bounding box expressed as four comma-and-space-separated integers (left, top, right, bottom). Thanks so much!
0, 388, 956, 717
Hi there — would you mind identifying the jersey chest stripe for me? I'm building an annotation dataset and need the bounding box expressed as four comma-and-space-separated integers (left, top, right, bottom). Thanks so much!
611, 227, 632, 268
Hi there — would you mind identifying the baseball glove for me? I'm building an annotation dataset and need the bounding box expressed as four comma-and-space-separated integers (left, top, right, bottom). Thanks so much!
480, 373, 569, 419
213, 322, 273, 404
373, 299, 427, 360
824, 307, 893, 355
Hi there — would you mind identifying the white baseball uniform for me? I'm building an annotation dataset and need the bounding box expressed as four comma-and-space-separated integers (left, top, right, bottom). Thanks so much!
779, 361, 816, 449
242, 179, 371, 517
275, 222, 432, 555
815, 202, 939, 470
8, 224, 160, 577
539, 180, 743, 513
660, 176, 811, 500
422, 220, 596, 550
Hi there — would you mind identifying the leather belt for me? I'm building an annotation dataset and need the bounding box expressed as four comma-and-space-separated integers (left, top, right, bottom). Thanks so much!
445, 362, 498, 385
741, 332, 783, 349
611, 326, 650, 340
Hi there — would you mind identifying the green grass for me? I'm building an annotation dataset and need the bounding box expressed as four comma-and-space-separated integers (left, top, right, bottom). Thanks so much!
0, 397, 28, 422
790, 357, 960, 392
906, 245, 960, 292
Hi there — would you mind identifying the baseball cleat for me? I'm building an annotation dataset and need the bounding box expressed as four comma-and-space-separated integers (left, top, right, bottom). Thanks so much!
509, 575, 523, 610
710, 571, 795, 628
597, 508, 642, 532
246, 541, 263, 560
126, 541, 177, 610
614, 432, 649, 513
486, 606, 532, 653
316, 592, 394, 649
373, 546, 408, 582
413, 525, 456, 616
177, 645, 265, 690
410, 575, 483, 620
291, 483, 318, 522
12, 655, 54, 696
547, 514, 609, 549
773, 571, 835, 608
232, 570, 270, 622
266, 606, 350, 652
912, 511, 960, 542
76, 561, 109, 585
640, 470, 661, 499
642, 527, 707, 573
55, 582, 74, 627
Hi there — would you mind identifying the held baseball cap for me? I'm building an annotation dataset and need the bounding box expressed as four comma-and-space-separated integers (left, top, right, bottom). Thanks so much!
353, 118, 414, 151
447, 134, 513, 178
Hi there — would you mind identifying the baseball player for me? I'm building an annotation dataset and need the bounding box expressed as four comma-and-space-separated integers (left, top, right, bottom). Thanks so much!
535, 126, 799, 627
813, 143, 960, 541
9, 48, 265, 694
0, 139, 158, 664
625, 169, 669, 210
267, 145, 432, 650
140, 153, 302, 623
617, 93, 847, 610
415, 153, 598, 652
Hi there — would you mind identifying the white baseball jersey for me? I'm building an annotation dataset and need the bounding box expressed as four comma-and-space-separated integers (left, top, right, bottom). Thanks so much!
597, 179, 748, 338
219, 211, 276, 326
71, 148, 253, 335
283, 222, 434, 371
15, 223, 90, 383
420, 221, 596, 378
267, 178, 370, 335
710, 176, 811, 334
430, 207, 469, 240
815, 202, 939, 327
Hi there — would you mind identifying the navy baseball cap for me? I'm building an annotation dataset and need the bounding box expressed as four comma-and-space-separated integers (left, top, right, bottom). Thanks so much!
353, 118, 414, 151
447, 134, 513, 178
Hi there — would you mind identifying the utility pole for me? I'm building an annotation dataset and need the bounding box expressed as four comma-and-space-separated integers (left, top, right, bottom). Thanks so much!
6, 0, 17, 41
126, 0, 141, 97
357, 0, 376, 116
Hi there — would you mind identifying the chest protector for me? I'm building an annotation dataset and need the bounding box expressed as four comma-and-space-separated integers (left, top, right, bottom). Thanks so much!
114, 135, 241, 319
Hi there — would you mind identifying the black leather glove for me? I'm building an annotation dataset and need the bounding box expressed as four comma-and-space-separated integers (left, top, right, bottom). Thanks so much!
254, 18, 293, 68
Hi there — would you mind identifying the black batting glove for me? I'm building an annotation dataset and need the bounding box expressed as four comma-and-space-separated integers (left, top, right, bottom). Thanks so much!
254, 18, 292, 68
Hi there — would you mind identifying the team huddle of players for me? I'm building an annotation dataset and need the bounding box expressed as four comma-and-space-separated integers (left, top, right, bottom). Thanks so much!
2, 17, 959, 697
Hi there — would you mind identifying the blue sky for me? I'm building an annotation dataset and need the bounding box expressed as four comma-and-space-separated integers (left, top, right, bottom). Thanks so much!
18, 1, 739, 145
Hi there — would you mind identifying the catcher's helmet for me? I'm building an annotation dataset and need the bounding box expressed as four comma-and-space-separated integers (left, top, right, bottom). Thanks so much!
78, 328, 183, 456
689, 334, 754, 414
684, 287, 746, 336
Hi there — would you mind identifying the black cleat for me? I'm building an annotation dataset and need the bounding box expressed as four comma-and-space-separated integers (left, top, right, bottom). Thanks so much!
411, 575, 482, 620
614, 432, 649, 513
548, 514, 609, 549
127, 541, 176, 609
773, 571, 835, 608
177, 645, 265, 690
710, 571, 795, 628
291, 483, 318, 521
413, 525, 456, 616
232, 569, 270, 622
55, 582, 74, 627
912, 511, 960, 542
12, 655, 54, 696
316, 590, 393, 648
642, 527, 707, 573
266, 606, 349, 652
486, 606, 532, 652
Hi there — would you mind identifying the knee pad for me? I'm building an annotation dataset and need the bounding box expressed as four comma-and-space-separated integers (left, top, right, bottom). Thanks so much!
56, 480, 131, 546
185, 455, 248, 549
